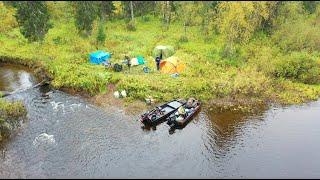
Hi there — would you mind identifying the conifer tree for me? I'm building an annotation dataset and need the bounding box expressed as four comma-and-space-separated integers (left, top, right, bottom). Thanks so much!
74, 1, 97, 36
15, 1, 52, 42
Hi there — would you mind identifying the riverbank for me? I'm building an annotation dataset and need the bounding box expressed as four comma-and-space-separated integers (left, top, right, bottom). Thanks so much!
2, 54, 319, 116
1, 2, 320, 112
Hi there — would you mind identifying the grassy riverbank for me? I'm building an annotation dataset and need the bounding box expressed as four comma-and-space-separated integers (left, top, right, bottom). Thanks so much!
0, 99, 26, 141
1, 2, 320, 112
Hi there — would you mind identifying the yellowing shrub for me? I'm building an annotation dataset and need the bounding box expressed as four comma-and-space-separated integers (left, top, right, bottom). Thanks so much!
0, 2, 18, 33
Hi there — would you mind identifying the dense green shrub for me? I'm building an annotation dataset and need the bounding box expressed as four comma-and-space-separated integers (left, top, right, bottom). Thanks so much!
96, 22, 106, 45
141, 15, 151, 22
219, 43, 245, 67
303, 1, 319, 14
272, 19, 320, 52
179, 35, 188, 43
0, 100, 27, 141
273, 52, 320, 84
0, 2, 18, 33
244, 38, 281, 75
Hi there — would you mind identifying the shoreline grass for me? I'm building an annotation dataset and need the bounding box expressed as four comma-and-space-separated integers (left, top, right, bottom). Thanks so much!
0, 99, 26, 141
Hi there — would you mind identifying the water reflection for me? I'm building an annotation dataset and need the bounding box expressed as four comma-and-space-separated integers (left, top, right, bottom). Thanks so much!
202, 106, 268, 159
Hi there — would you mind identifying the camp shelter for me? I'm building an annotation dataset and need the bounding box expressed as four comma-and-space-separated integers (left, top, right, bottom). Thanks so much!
131, 56, 145, 66
153, 45, 175, 59
160, 56, 186, 74
89, 50, 111, 65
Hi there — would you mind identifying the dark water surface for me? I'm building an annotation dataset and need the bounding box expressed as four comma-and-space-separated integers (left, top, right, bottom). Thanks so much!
1, 65, 320, 178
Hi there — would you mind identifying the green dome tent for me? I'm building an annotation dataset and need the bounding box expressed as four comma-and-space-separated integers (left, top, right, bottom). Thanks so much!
152, 45, 175, 59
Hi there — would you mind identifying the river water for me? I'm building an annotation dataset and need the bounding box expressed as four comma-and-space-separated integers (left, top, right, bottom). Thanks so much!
0, 64, 320, 178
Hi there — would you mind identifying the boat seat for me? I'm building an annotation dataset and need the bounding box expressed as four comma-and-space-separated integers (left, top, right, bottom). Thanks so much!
162, 106, 174, 114
167, 101, 183, 109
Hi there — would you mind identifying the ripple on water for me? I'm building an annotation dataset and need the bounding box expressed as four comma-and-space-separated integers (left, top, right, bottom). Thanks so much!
32, 133, 56, 147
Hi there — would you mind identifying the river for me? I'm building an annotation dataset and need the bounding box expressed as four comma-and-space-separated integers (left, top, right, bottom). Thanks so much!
0, 64, 320, 178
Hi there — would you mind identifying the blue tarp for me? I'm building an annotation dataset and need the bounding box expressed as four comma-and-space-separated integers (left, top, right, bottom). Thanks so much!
89, 50, 111, 65
137, 56, 145, 65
